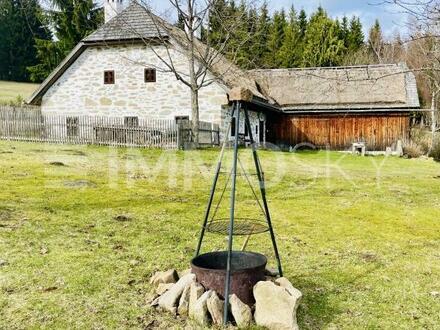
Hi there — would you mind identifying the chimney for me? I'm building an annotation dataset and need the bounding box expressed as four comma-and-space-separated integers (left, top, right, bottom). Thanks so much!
104, 0, 126, 23
184, 16, 202, 39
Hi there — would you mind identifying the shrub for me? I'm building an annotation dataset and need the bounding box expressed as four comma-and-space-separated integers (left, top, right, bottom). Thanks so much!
429, 139, 440, 161
403, 141, 424, 159
410, 128, 430, 154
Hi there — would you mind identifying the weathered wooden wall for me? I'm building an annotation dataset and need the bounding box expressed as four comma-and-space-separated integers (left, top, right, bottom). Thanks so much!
267, 113, 410, 150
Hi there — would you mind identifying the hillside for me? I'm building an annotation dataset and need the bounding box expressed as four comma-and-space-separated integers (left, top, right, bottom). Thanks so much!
0, 81, 38, 105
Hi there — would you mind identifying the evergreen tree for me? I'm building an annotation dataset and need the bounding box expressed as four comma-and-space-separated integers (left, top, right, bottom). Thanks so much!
265, 9, 287, 68
339, 15, 349, 47
0, 0, 50, 82
208, 0, 228, 44
176, 12, 185, 30
250, 1, 271, 68
368, 19, 384, 60
28, 0, 103, 82
347, 16, 364, 52
279, 5, 301, 67
301, 7, 345, 67
298, 9, 307, 38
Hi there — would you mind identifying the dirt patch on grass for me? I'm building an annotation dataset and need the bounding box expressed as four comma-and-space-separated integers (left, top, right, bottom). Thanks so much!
114, 214, 132, 222
62, 149, 87, 156
49, 161, 67, 167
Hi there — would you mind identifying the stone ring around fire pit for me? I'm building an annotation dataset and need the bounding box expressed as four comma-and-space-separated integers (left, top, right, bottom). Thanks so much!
191, 251, 267, 305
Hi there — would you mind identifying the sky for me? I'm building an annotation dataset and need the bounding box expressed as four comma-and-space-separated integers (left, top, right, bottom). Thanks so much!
144, 0, 409, 39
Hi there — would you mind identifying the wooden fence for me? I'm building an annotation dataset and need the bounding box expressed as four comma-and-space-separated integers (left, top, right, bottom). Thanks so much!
0, 107, 220, 149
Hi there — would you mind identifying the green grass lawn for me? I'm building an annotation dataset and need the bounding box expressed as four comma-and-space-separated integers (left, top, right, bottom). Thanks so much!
0, 141, 439, 329
0, 80, 39, 104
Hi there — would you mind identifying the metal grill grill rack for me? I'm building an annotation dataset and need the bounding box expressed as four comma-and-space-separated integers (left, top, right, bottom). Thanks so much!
194, 101, 283, 326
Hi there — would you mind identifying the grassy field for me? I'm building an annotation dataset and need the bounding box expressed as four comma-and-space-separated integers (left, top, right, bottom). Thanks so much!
0, 141, 439, 329
0, 80, 39, 104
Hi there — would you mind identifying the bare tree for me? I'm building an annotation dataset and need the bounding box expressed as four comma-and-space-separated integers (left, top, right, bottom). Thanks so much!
125, 0, 258, 148
376, 1, 440, 148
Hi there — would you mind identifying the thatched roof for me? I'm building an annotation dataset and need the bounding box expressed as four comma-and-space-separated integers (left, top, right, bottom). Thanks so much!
250, 64, 420, 110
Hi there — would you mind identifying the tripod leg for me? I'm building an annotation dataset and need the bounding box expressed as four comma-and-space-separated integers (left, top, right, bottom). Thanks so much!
195, 106, 234, 258
243, 107, 283, 277
223, 101, 240, 325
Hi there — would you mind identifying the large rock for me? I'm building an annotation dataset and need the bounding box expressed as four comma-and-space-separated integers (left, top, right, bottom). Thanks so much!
150, 269, 179, 287
158, 273, 195, 314
188, 282, 205, 317
254, 280, 302, 330
191, 290, 212, 326
207, 291, 224, 325
177, 283, 191, 316
229, 294, 252, 328
276, 277, 303, 299
156, 283, 174, 295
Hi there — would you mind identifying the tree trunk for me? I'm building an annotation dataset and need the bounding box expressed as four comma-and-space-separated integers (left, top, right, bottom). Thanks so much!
191, 86, 200, 148
430, 90, 437, 153
187, 3, 199, 149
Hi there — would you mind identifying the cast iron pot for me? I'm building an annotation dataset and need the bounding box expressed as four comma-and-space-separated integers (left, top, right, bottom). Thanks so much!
191, 251, 267, 305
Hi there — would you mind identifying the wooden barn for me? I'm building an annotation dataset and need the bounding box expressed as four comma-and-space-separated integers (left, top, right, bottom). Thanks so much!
250, 64, 420, 150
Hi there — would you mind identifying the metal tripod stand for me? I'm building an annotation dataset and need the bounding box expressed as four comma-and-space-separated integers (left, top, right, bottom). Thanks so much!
194, 101, 283, 325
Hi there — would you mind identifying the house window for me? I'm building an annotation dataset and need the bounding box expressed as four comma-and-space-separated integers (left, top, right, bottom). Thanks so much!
66, 117, 79, 137
104, 70, 115, 84
144, 68, 156, 83
231, 116, 236, 137
124, 116, 139, 127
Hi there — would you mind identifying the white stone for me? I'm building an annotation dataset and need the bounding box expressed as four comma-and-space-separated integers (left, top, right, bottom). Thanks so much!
275, 277, 303, 299
188, 282, 205, 317
177, 283, 191, 316
254, 281, 302, 330
229, 294, 252, 328
156, 283, 174, 295
150, 269, 178, 287
158, 273, 196, 314
207, 291, 224, 325
191, 290, 212, 326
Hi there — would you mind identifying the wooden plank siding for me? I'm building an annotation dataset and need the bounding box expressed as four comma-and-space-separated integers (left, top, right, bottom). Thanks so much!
266, 113, 410, 150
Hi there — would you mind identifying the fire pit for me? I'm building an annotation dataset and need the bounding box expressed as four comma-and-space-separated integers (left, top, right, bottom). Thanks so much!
194, 101, 283, 324
191, 251, 267, 305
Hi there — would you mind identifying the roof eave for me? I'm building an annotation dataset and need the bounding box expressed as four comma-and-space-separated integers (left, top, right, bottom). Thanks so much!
27, 42, 86, 105
282, 107, 421, 114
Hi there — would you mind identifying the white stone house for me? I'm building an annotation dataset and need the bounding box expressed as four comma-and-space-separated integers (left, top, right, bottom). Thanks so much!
28, 0, 268, 144
28, 0, 420, 150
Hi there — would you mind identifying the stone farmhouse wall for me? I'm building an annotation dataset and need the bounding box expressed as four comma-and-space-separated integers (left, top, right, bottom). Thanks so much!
40, 43, 265, 143
41, 44, 227, 123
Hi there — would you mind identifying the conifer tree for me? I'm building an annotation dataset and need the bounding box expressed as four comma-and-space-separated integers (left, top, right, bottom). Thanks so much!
347, 16, 364, 52
368, 19, 384, 61
298, 9, 307, 38
28, 0, 103, 82
266, 9, 287, 68
301, 7, 345, 67
250, 1, 270, 68
339, 15, 349, 47
0, 0, 50, 82
279, 5, 301, 67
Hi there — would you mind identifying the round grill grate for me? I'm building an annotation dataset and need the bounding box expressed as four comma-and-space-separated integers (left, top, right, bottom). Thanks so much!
206, 218, 269, 236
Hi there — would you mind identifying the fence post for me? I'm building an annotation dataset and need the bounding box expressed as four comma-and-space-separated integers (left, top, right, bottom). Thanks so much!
6, 109, 10, 140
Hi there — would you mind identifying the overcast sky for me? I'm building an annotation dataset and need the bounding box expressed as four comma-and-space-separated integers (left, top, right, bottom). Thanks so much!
143, 0, 409, 39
